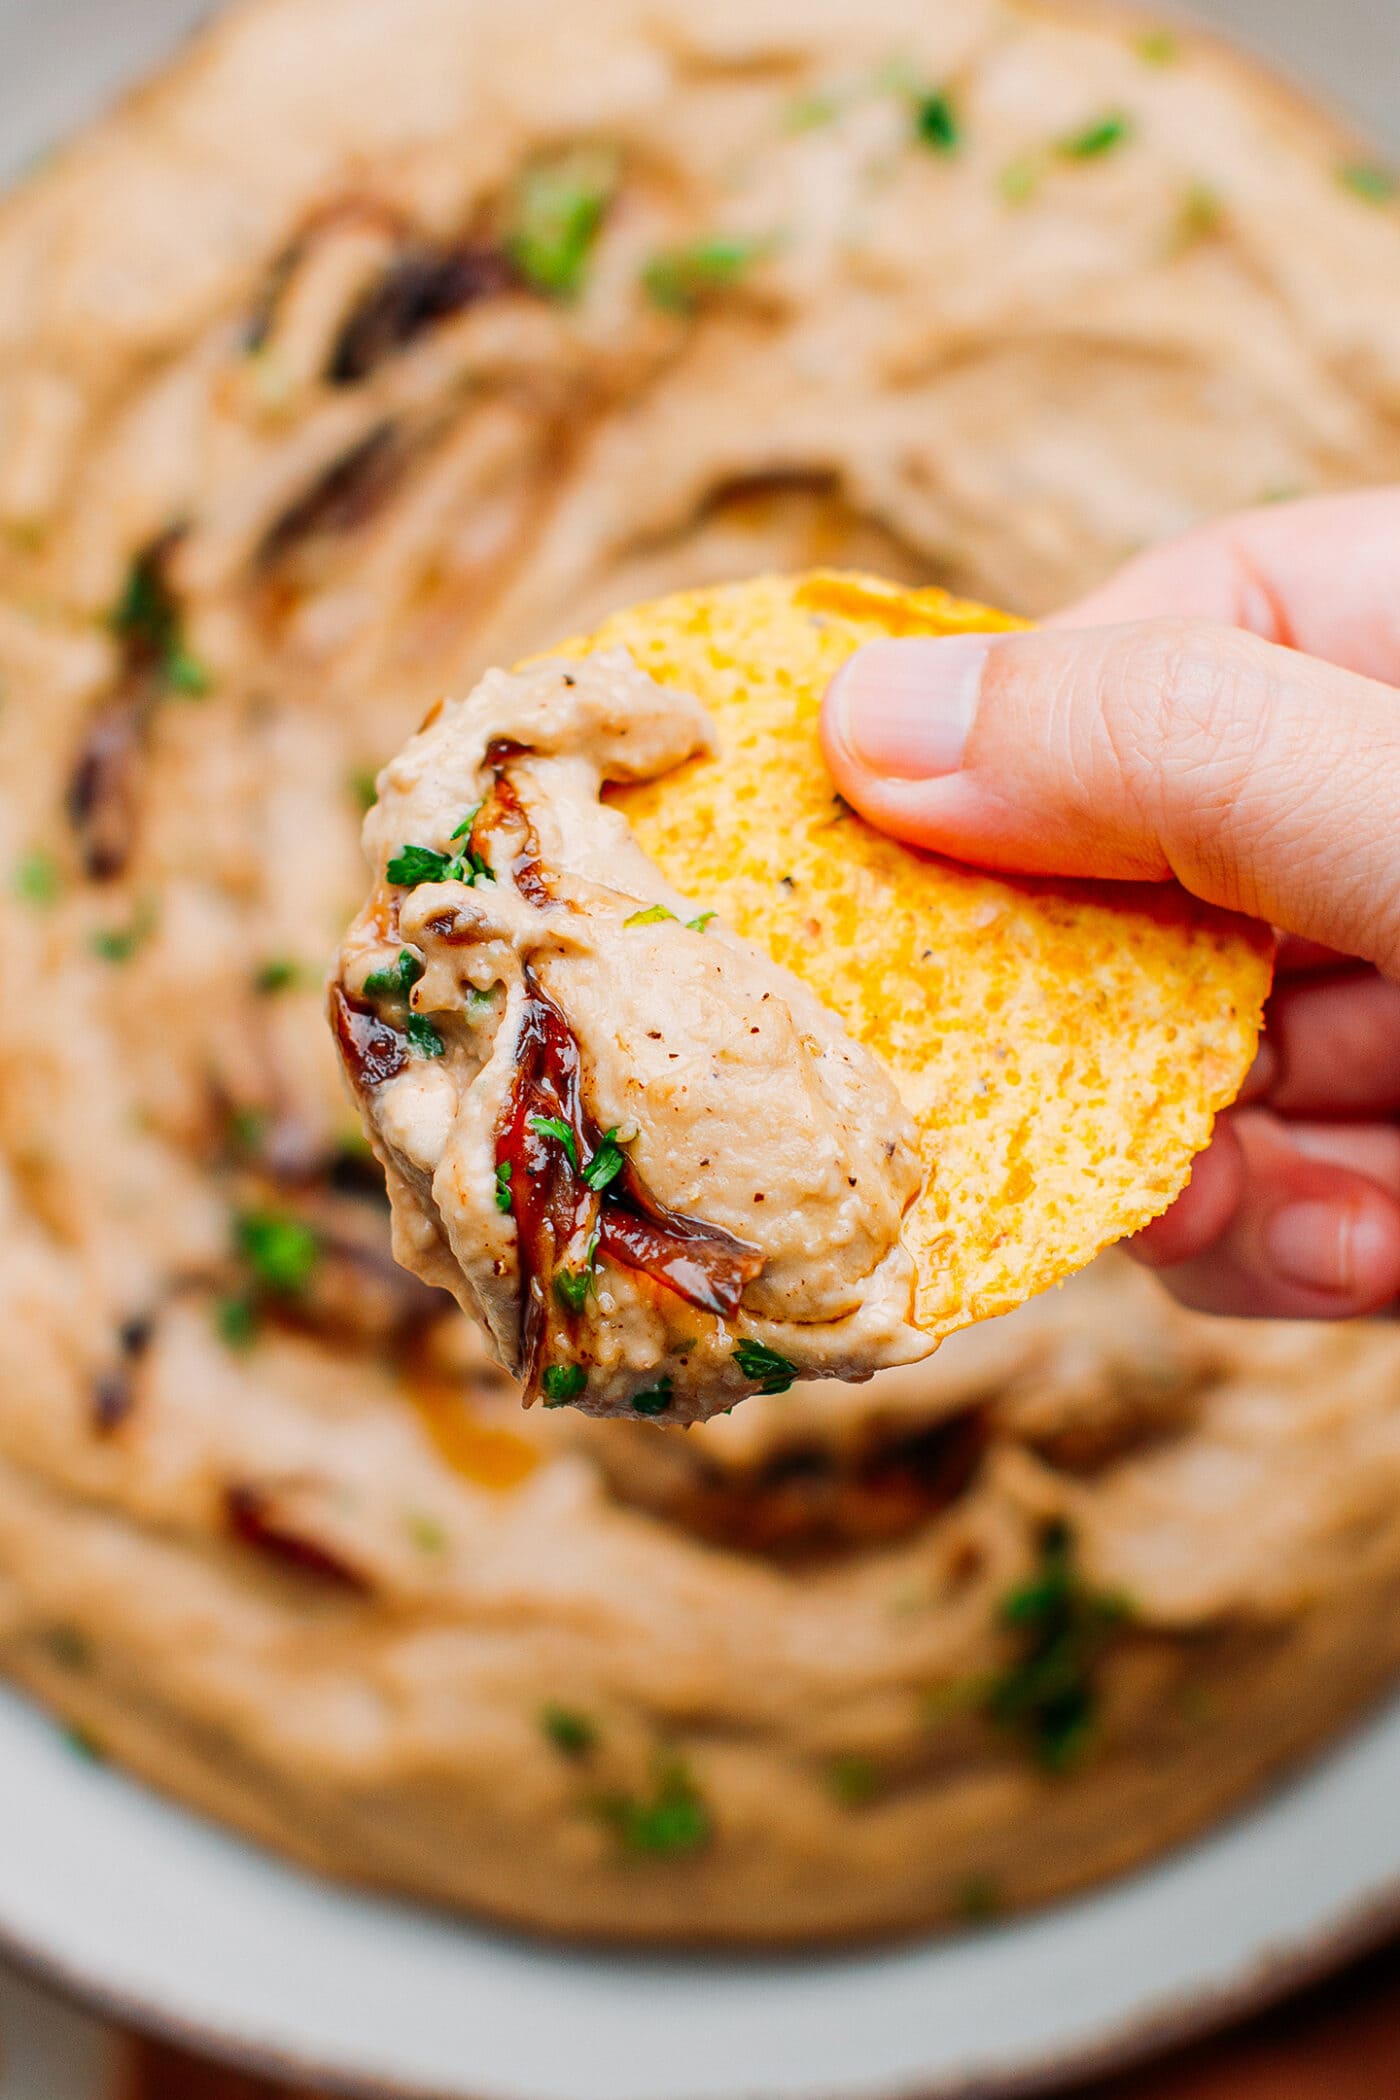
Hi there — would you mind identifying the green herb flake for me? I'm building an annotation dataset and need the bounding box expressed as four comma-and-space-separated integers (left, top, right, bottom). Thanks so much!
1135, 27, 1180, 65
234, 1209, 320, 1297
13, 848, 61, 906
226, 1106, 269, 1159
631, 1376, 673, 1416
784, 89, 841, 133
494, 1159, 514, 1214
165, 648, 211, 698
43, 1624, 93, 1671
109, 549, 211, 697
215, 1293, 260, 1351
622, 903, 676, 928
914, 90, 959, 154
1057, 113, 1133, 160
541, 1703, 597, 1757
921, 1675, 987, 1726
1339, 162, 1398, 205
385, 842, 452, 888
542, 1362, 588, 1405
254, 956, 308, 996
983, 1519, 1131, 1772
406, 1510, 449, 1555
508, 148, 618, 299
89, 900, 157, 964
61, 1721, 106, 1764
594, 1757, 710, 1857
555, 1234, 599, 1313
642, 235, 773, 316
364, 948, 425, 1001
686, 910, 717, 932
954, 1872, 1002, 1923
733, 1337, 798, 1394
998, 156, 1041, 206
527, 1114, 580, 1171
349, 767, 379, 812
581, 1128, 626, 1194
827, 1754, 881, 1807
406, 1011, 445, 1059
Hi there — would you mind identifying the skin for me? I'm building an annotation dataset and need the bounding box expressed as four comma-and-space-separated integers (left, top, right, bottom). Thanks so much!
820, 487, 1400, 1322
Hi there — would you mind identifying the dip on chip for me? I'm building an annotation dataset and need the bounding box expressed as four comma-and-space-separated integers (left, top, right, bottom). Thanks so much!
332, 572, 1271, 1422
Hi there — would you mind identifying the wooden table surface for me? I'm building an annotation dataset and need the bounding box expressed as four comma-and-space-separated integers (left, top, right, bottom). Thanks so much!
117, 1932, 1400, 2100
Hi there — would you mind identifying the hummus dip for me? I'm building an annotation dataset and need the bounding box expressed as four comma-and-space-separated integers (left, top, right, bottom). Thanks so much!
2, 0, 1400, 1944
335, 651, 927, 1421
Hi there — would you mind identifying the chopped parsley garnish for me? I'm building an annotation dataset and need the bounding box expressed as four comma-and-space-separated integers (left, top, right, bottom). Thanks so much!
623, 903, 676, 927
61, 1721, 106, 1764
449, 805, 482, 842
226, 1106, 269, 1159
982, 1519, 1131, 1772
631, 1376, 673, 1416
913, 90, 959, 154
13, 848, 60, 905
215, 1294, 259, 1350
555, 1232, 599, 1312
955, 1873, 1002, 1922
1339, 162, 1398, 205
405, 1510, 448, 1554
385, 843, 453, 888
89, 900, 156, 964
494, 1160, 514, 1213
686, 911, 716, 932
1057, 113, 1133, 160
541, 1703, 597, 1757
1136, 27, 1179, 65
527, 1114, 579, 1170
784, 89, 841, 133
385, 833, 492, 889
254, 956, 308, 995
581, 1128, 626, 1194
507, 147, 617, 299
406, 1011, 445, 1059
234, 1208, 321, 1297
827, 1754, 880, 1807
594, 1756, 710, 1857
733, 1337, 798, 1394
642, 235, 772, 316
109, 548, 210, 697
542, 1362, 588, 1405
43, 1624, 93, 1671
364, 947, 424, 1000
349, 768, 379, 812
998, 157, 1040, 206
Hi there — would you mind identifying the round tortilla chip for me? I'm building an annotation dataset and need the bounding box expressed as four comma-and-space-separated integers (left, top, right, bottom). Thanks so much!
548, 570, 1272, 1344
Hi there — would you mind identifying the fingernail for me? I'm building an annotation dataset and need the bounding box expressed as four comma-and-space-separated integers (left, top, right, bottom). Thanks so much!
1266, 1200, 1385, 1296
828, 634, 996, 780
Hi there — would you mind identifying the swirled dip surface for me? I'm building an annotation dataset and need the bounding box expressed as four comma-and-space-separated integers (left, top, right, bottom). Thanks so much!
3, 0, 1400, 1949
334, 651, 927, 1422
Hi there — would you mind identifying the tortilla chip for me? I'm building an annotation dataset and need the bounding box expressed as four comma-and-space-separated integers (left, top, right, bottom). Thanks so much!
547, 571, 1271, 1343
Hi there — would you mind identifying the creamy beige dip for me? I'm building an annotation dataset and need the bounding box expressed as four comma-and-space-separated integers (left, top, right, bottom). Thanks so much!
335, 651, 927, 1421
4, 0, 1400, 1948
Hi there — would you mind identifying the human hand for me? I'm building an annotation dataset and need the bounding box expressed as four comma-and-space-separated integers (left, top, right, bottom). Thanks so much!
821, 489, 1400, 1321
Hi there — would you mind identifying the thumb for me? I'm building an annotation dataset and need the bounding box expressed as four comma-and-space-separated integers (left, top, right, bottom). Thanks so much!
821, 619, 1400, 972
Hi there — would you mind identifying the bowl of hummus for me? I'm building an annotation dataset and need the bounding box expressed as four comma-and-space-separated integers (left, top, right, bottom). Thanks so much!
2, 0, 1400, 2087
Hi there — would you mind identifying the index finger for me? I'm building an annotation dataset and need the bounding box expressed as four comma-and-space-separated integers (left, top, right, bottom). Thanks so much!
1050, 487, 1400, 686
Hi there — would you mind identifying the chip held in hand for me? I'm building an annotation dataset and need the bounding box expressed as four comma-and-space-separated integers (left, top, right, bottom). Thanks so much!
331, 571, 1272, 1423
